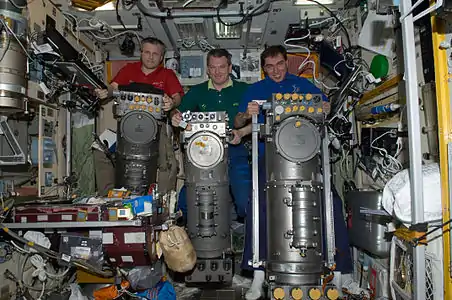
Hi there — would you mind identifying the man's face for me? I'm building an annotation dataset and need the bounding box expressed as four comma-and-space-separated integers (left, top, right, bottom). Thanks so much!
207, 56, 232, 86
263, 53, 288, 83
141, 43, 164, 70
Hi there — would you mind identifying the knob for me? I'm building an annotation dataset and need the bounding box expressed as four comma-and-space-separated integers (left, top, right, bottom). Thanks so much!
309, 288, 321, 300
327, 288, 339, 300
273, 287, 285, 299
291, 288, 303, 300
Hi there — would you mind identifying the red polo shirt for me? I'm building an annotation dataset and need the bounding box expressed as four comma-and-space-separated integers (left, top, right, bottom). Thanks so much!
111, 62, 184, 96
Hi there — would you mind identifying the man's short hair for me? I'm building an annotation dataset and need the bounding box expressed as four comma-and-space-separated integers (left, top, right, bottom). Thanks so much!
260, 45, 288, 69
207, 48, 232, 65
141, 37, 166, 53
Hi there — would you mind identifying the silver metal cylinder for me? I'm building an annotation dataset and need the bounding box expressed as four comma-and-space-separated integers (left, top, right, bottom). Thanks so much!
182, 112, 233, 285
265, 116, 324, 286
115, 111, 160, 195
0, 4, 28, 113
185, 147, 231, 259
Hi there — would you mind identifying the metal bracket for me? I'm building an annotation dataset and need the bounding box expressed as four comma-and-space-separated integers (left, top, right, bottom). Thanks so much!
322, 127, 335, 268
0, 116, 25, 165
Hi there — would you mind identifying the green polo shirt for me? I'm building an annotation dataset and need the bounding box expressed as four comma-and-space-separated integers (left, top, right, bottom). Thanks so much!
177, 79, 249, 128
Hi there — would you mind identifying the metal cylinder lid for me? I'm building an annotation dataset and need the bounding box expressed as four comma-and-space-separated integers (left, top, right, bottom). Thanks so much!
120, 111, 158, 145
186, 132, 224, 169
274, 117, 321, 163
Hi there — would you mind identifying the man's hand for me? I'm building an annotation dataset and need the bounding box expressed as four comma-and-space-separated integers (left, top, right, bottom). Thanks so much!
171, 111, 182, 127
234, 101, 260, 128
94, 89, 109, 100
229, 129, 242, 145
163, 94, 175, 111
245, 101, 260, 118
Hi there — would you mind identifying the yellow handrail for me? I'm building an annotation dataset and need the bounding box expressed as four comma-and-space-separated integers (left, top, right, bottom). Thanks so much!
431, 15, 452, 299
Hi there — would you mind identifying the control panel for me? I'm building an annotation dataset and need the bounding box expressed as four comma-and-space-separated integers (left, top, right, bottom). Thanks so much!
267, 93, 330, 123
113, 91, 164, 119
181, 111, 229, 139
32, 105, 59, 198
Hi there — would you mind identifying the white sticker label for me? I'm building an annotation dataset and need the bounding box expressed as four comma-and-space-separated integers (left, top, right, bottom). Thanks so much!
124, 232, 146, 244
121, 256, 134, 263
21, 217, 27, 223
37, 215, 48, 221
61, 215, 72, 221
102, 232, 114, 244
89, 231, 102, 239
109, 258, 116, 262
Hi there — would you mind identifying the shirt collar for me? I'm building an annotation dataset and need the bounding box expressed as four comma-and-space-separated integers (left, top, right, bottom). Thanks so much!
208, 78, 233, 90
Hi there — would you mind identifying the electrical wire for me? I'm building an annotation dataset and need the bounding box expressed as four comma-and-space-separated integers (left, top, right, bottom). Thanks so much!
7, 0, 26, 9
216, 0, 270, 27
304, 0, 352, 48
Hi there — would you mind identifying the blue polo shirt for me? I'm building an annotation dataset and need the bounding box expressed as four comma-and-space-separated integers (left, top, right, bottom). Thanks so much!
238, 73, 328, 157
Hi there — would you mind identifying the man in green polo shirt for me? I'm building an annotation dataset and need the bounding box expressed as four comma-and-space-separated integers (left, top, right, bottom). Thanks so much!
171, 48, 251, 220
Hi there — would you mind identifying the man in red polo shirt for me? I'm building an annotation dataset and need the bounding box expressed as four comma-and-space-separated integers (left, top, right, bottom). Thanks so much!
94, 37, 184, 195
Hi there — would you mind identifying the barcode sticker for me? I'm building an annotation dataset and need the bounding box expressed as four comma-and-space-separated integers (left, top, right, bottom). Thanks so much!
21, 217, 27, 223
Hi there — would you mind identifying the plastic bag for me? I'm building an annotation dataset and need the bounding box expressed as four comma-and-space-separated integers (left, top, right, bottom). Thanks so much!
69, 284, 88, 300
127, 265, 163, 290
134, 279, 176, 300
159, 225, 196, 272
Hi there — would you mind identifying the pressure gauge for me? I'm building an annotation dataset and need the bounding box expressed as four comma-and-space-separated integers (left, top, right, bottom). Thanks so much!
275, 105, 284, 115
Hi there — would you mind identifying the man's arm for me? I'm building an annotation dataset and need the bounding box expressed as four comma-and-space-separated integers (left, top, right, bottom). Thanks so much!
234, 112, 250, 129
237, 123, 252, 137
95, 67, 127, 100
171, 93, 182, 107
170, 88, 198, 127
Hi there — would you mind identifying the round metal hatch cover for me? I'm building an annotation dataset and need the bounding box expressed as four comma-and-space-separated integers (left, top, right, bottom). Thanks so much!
120, 111, 158, 145
187, 132, 224, 169
275, 118, 321, 163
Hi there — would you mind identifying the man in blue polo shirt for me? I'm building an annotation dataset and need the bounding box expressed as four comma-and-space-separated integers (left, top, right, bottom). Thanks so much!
234, 45, 330, 300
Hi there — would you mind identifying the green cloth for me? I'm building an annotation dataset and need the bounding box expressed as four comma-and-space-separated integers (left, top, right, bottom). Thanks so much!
72, 125, 96, 196
177, 79, 249, 128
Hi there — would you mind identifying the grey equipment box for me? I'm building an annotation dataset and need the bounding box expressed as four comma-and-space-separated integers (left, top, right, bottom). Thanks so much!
345, 190, 391, 257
